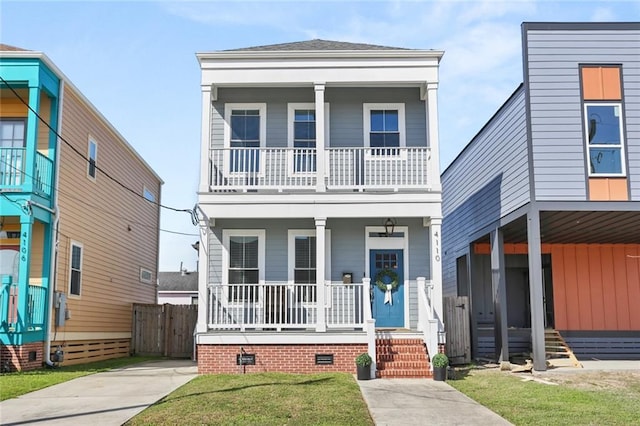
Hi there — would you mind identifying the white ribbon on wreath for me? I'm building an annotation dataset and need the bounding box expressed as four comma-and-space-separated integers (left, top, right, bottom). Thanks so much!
384, 284, 393, 305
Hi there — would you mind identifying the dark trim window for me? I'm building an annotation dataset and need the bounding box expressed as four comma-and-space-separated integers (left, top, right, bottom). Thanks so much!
69, 243, 83, 296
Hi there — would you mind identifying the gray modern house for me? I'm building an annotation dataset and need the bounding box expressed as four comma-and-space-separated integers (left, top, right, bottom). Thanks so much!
442, 22, 640, 370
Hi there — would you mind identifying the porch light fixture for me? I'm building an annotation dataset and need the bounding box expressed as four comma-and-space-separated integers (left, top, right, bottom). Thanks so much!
384, 218, 396, 237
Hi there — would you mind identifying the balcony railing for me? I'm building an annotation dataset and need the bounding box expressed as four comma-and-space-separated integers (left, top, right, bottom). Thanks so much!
208, 147, 431, 191
207, 281, 368, 331
26, 284, 46, 331
0, 148, 54, 198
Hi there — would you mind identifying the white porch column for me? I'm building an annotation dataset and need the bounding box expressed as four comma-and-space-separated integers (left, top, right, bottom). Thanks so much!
425, 217, 444, 329
196, 217, 211, 333
199, 84, 214, 193
314, 83, 326, 192
315, 217, 327, 331
424, 82, 441, 191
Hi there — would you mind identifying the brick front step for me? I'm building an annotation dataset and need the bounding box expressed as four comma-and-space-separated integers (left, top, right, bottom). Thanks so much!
377, 369, 432, 378
375, 337, 431, 379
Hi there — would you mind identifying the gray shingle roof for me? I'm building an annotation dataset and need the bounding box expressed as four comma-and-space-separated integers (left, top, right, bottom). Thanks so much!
158, 271, 198, 292
226, 39, 410, 52
0, 44, 30, 52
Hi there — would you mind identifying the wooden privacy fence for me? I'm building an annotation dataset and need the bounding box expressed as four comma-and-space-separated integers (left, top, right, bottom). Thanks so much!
444, 296, 471, 365
132, 304, 197, 358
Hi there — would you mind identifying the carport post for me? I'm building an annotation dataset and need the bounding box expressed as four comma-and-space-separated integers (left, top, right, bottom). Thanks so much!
490, 228, 509, 363
527, 210, 546, 371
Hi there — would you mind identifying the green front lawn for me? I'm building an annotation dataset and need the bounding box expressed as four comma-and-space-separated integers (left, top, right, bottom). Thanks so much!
449, 369, 640, 425
0, 356, 158, 401
126, 372, 374, 426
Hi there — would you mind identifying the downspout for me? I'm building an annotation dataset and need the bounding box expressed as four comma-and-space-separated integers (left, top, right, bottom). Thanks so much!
44, 79, 64, 367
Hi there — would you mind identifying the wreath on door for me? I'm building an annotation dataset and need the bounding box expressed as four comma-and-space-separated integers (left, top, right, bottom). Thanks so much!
375, 268, 399, 292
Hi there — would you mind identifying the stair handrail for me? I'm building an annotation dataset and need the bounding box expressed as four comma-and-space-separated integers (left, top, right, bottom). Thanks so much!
362, 277, 376, 377
417, 277, 439, 370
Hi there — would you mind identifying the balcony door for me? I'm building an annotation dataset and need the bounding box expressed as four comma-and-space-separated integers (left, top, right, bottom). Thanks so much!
0, 119, 26, 186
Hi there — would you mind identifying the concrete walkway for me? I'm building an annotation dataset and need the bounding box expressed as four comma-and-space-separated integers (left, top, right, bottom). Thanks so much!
0, 359, 197, 426
357, 378, 513, 426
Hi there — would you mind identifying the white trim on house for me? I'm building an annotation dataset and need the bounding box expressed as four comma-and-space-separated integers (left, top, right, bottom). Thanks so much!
222, 229, 266, 307
87, 136, 97, 181
198, 194, 442, 221
68, 240, 83, 298
196, 331, 369, 345
223, 103, 267, 177
364, 226, 410, 328
363, 103, 406, 148
583, 102, 627, 177
287, 229, 331, 283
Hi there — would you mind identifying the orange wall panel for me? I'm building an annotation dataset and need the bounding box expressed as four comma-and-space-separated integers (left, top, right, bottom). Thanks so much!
581, 67, 621, 101
552, 244, 640, 331
589, 178, 628, 201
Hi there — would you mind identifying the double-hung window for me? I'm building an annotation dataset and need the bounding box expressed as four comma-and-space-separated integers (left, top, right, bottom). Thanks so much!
225, 104, 265, 173
287, 103, 329, 175
364, 103, 405, 155
87, 138, 97, 179
585, 103, 625, 176
293, 109, 316, 172
69, 242, 83, 296
224, 230, 264, 302
294, 235, 316, 302
0, 119, 26, 185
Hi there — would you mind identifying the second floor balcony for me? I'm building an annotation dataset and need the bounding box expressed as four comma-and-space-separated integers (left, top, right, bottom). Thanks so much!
0, 147, 54, 199
208, 146, 432, 192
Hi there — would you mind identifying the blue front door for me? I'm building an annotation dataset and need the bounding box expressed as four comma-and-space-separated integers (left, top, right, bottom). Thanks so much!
370, 249, 404, 328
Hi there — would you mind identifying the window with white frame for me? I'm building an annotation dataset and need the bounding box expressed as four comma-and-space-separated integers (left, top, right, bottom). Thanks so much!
363, 103, 405, 154
0, 119, 26, 148
87, 138, 97, 179
225, 104, 266, 173
224, 230, 265, 302
585, 103, 626, 176
69, 242, 83, 296
287, 103, 329, 174
0, 119, 26, 185
140, 267, 153, 284
288, 230, 331, 304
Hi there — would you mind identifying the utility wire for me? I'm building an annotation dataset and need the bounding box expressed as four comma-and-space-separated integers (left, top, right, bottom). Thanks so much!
0, 75, 197, 220
0, 159, 198, 236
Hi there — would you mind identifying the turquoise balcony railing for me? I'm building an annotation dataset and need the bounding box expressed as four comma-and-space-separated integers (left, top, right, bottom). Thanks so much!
0, 148, 54, 198
26, 284, 47, 331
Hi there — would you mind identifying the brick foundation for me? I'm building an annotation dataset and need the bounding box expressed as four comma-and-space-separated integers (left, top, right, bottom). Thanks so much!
1, 342, 44, 372
197, 343, 367, 374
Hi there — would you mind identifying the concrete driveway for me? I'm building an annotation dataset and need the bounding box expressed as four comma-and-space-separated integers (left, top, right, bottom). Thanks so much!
0, 359, 197, 426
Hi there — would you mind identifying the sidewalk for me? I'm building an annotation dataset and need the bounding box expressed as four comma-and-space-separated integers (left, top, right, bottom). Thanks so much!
357, 378, 513, 426
0, 359, 197, 426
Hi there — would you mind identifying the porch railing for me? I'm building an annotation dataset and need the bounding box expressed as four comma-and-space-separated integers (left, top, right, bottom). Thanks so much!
208, 147, 431, 191
26, 284, 47, 331
207, 281, 368, 331
0, 148, 54, 198
417, 277, 440, 368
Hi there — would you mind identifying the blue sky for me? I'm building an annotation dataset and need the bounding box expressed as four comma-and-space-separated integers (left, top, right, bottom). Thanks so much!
2, 0, 638, 272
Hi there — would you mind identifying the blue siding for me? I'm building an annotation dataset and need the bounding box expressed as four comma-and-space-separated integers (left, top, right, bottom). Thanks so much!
208, 218, 431, 326
525, 28, 640, 200
441, 88, 529, 296
210, 87, 427, 150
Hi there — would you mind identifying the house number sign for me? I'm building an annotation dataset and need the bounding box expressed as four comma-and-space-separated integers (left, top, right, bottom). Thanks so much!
20, 229, 30, 266
434, 230, 440, 263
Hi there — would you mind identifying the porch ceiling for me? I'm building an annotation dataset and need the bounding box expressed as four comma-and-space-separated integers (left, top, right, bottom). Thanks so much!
495, 211, 640, 244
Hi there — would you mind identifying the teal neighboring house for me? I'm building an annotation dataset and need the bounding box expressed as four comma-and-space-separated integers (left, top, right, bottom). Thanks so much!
1, 44, 61, 370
